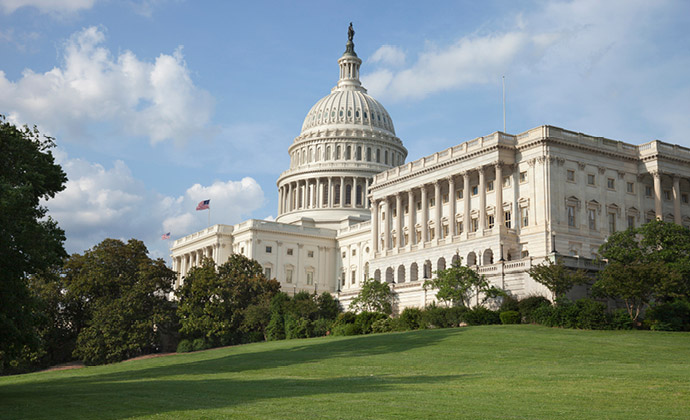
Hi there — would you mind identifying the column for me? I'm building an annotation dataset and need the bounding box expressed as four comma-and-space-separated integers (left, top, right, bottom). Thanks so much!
421, 185, 428, 243
383, 197, 391, 250
351, 177, 357, 208
340, 176, 345, 208
448, 176, 456, 236
278, 186, 283, 215
327, 177, 333, 208
673, 175, 681, 224
653, 171, 662, 220
366, 178, 371, 208
495, 163, 503, 231
407, 189, 414, 245
434, 180, 442, 240
479, 166, 486, 232
372, 199, 380, 254
396, 192, 403, 248
463, 171, 470, 236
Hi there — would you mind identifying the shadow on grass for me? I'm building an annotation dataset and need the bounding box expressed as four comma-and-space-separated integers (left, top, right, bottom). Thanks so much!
1, 329, 468, 419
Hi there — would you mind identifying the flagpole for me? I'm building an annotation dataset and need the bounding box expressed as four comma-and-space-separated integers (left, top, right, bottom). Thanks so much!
208, 207, 211, 228
502, 75, 506, 133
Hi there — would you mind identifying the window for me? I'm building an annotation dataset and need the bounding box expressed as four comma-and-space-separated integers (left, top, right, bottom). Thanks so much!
240, 247, 244, 254
627, 215, 635, 230
392, 207, 397, 217
607, 178, 615, 189
342, 251, 346, 258
608, 213, 616, 233
356, 146, 362, 160
442, 224, 449, 238
587, 174, 596, 185
351, 270, 356, 285
645, 186, 652, 197
308, 250, 314, 258
385, 150, 389, 164
683, 194, 689, 204
345, 146, 351, 160
521, 207, 529, 228
334, 184, 341, 204
487, 215, 495, 229
287, 248, 293, 256
286, 268, 293, 284
503, 176, 511, 187
519, 171, 527, 183
471, 217, 479, 232
265, 267, 272, 279
265, 246, 272, 253
341, 272, 346, 287
428, 226, 435, 240
521, 250, 530, 259
567, 205, 576, 227
471, 186, 478, 196
404, 205, 409, 214
505, 211, 512, 228
336, 145, 341, 160
456, 189, 463, 199
627, 182, 634, 193
376, 149, 381, 163
567, 170, 575, 182
366, 147, 371, 161
588, 209, 597, 230
429, 197, 435, 207
664, 190, 671, 200
416, 201, 421, 211
351, 249, 356, 256
307, 271, 314, 286
442, 193, 449, 203
487, 181, 494, 192
456, 220, 463, 233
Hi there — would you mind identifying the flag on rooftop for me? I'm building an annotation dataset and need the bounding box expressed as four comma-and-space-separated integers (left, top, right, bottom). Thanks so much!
161, 232, 171, 240
196, 199, 210, 211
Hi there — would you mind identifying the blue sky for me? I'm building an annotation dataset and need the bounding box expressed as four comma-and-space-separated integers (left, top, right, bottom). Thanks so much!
2, 0, 689, 261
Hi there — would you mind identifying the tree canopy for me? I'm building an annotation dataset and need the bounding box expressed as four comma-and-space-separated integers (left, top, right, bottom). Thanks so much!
527, 259, 590, 301
349, 278, 396, 315
424, 258, 503, 308
0, 116, 67, 373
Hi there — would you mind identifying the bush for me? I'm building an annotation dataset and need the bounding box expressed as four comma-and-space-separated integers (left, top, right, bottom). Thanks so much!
354, 311, 388, 335
645, 300, 690, 331
610, 309, 634, 330
518, 295, 551, 323
311, 318, 334, 337
463, 307, 501, 325
399, 307, 425, 330
285, 315, 311, 339
331, 323, 359, 336
575, 299, 611, 330
422, 305, 450, 328
500, 295, 520, 312
371, 318, 393, 333
500, 310, 521, 325
265, 313, 285, 341
176, 339, 193, 353
192, 338, 210, 352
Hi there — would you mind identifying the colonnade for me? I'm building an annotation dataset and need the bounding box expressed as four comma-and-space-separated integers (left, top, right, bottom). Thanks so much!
372, 162, 511, 255
278, 176, 372, 215
652, 170, 684, 223
172, 244, 219, 285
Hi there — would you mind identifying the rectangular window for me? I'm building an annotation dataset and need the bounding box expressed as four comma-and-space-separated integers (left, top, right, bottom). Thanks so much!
471, 218, 479, 232
308, 250, 314, 258
307, 271, 314, 286
627, 182, 634, 193
341, 272, 346, 287
683, 194, 689, 204
351, 249, 356, 256
442, 193, 449, 203
521, 250, 529, 258
265, 267, 272, 279
428, 227, 435, 240
471, 186, 478, 196
567, 169, 575, 182
567, 205, 576, 227
645, 186, 653, 197
588, 209, 597, 230
442, 225, 449, 238
487, 215, 495, 229
286, 268, 293, 284
608, 213, 616, 233
287, 248, 293, 256
519, 171, 527, 183
521, 207, 529, 227
456, 189, 463, 199
587, 174, 596, 185
503, 176, 511, 187
504, 211, 511, 228
607, 178, 615, 189
351, 270, 356, 285
627, 215, 635, 230
265, 246, 272, 253
664, 190, 671, 200
456, 220, 463, 233
487, 181, 494, 192
429, 198, 435, 207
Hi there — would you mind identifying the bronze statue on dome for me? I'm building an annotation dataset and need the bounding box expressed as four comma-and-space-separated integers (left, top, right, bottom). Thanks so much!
348, 22, 355, 42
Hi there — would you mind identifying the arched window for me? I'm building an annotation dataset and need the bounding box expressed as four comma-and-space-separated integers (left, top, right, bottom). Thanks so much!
356, 185, 363, 206
326, 145, 331, 160
356, 146, 362, 161
437, 257, 446, 272
386, 267, 394, 284
376, 149, 381, 163
345, 184, 352, 205
366, 147, 372, 161
336, 145, 341, 160
467, 252, 477, 266
410, 263, 419, 282
345, 146, 351, 160
334, 184, 341, 205
397, 265, 406, 283
385, 150, 389, 164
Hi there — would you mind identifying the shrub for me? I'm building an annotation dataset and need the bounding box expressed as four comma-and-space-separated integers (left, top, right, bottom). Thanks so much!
500, 310, 521, 325
463, 307, 501, 325
311, 318, 334, 337
331, 323, 359, 336
610, 309, 634, 330
285, 315, 311, 339
445, 306, 469, 327
518, 295, 551, 323
422, 305, 449, 328
192, 338, 210, 352
500, 295, 520, 312
575, 299, 611, 330
645, 300, 690, 331
265, 313, 285, 341
355, 311, 388, 334
371, 318, 393, 333
399, 307, 425, 330
176, 339, 193, 353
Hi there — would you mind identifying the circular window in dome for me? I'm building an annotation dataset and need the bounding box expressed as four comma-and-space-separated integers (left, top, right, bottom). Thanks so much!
347, 110, 351, 117
355, 110, 360, 118
364, 111, 368, 119
339, 110, 343, 117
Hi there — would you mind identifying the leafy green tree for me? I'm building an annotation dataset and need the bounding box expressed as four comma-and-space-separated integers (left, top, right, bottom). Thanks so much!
528, 259, 590, 301
424, 258, 503, 308
0, 117, 67, 373
349, 278, 396, 315
64, 239, 177, 365
176, 254, 280, 346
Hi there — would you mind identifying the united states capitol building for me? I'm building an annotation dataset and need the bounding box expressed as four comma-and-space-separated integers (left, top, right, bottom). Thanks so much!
171, 29, 690, 311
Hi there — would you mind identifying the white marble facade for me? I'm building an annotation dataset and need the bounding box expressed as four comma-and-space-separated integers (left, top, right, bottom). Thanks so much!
171, 34, 690, 311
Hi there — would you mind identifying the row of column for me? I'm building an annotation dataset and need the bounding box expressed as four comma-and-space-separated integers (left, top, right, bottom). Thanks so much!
279, 176, 371, 215
172, 244, 219, 286
652, 170, 683, 223
372, 163, 506, 254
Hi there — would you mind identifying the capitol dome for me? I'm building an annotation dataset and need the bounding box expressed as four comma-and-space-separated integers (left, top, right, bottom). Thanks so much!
276, 25, 407, 229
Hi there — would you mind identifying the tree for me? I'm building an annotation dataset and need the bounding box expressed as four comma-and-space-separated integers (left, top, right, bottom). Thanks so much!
176, 254, 280, 347
64, 239, 178, 365
424, 258, 503, 308
528, 259, 590, 301
0, 116, 67, 374
349, 278, 396, 315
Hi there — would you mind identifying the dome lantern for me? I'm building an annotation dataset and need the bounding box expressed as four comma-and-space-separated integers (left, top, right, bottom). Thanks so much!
336, 23, 364, 92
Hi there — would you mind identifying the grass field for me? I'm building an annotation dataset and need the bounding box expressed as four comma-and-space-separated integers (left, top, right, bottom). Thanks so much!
1, 325, 689, 419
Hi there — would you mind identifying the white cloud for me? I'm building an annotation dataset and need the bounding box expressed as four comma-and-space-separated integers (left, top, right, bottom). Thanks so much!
369, 45, 406, 67
0, 26, 214, 144
45, 150, 265, 260
0, 0, 96, 14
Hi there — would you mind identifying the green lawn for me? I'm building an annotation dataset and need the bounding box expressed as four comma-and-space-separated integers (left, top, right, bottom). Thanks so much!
1, 325, 689, 419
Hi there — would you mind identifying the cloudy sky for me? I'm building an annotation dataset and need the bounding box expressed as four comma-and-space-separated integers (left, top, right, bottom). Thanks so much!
2, 0, 689, 261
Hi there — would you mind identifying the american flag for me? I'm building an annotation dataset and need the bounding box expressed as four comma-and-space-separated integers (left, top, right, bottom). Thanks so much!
161, 232, 171, 240
196, 199, 210, 211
